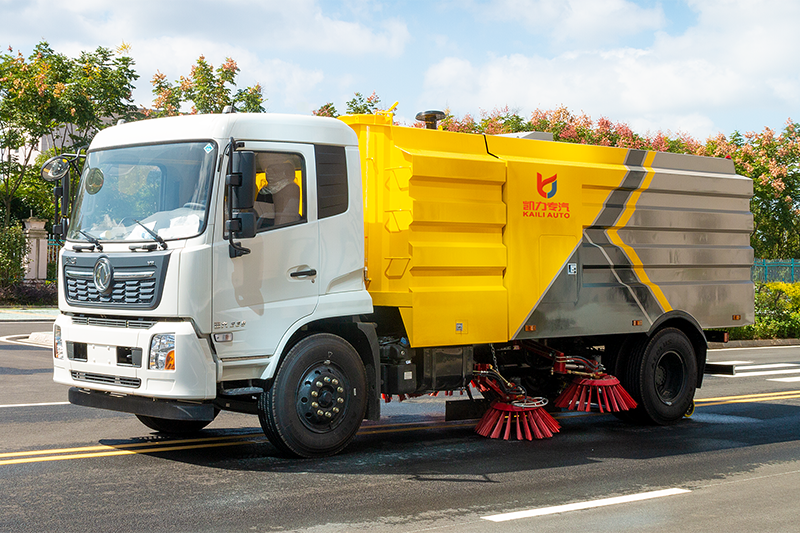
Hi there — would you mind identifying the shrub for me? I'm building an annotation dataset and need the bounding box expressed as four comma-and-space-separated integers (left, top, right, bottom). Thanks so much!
0, 280, 58, 306
728, 282, 800, 340
0, 226, 29, 287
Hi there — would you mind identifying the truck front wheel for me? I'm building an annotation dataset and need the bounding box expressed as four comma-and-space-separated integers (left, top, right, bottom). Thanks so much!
626, 327, 698, 425
259, 334, 367, 458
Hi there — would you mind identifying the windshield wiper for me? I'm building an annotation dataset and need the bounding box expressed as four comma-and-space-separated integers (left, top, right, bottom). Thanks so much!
133, 220, 168, 250
76, 230, 103, 252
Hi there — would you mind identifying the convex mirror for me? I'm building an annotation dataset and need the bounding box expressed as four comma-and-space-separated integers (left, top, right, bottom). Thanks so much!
41, 155, 71, 182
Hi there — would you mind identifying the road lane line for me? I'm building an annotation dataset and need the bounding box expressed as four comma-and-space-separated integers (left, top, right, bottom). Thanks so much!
0, 401, 70, 409
734, 363, 800, 370
0, 433, 264, 459
481, 488, 691, 522
696, 390, 800, 402
713, 369, 800, 378
0, 439, 262, 466
768, 376, 800, 383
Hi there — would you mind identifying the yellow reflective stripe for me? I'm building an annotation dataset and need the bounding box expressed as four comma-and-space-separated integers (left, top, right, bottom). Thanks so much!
606, 151, 673, 313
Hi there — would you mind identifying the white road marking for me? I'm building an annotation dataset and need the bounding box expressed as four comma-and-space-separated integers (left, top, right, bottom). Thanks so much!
0, 402, 69, 409
481, 488, 691, 522
768, 376, 800, 383
0, 334, 49, 347
709, 360, 752, 365
734, 363, 800, 371
716, 368, 800, 378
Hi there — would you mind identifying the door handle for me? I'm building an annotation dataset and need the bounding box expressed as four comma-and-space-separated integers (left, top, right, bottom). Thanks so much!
290, 269, 317, 278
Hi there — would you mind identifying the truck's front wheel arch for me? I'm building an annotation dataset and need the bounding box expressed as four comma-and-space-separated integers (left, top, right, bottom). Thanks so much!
274, 319, 380, 421
259, 333, 368, 457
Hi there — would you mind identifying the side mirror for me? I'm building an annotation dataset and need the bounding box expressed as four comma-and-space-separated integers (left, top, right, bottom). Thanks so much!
225, 142, 256, 257
41, 155, 71, 182
227, 150, 257, 240
40, 154, 76, 238
231, 151, 256, 211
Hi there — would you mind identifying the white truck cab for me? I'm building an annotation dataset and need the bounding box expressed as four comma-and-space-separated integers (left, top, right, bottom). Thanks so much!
51, 113, 377, 456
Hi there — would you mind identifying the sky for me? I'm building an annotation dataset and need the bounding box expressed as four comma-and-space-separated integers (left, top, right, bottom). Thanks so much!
1, 0, 798, 140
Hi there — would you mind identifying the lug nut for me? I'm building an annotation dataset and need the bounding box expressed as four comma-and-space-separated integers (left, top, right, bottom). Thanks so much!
317, 410, 324, 416
311, 402, 319, 408
324, 377, 331, 383
332, 407, 340, 414
316, 381, 323, 388
337, 397, 344, 404
337, 386, 344, 393
325, 412, 332, 418
332, 379, 339, 385
311, 391, 318, 397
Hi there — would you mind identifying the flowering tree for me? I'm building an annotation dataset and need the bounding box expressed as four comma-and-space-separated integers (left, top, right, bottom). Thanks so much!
723, 123, 800, 258
0, 42, 138, 227
150, 55, 264, 117
312, 102, 339, 118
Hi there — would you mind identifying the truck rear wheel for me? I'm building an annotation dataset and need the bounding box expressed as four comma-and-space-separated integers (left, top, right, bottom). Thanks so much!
136, 413, 216, 435
619, 327, 697, 425
259, 333, 367, 458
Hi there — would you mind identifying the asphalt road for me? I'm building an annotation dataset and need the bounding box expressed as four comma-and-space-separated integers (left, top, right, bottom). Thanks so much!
2, 322, 800, 532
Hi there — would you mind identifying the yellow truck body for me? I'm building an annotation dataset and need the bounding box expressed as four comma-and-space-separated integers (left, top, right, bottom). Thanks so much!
342, 113, 754, 348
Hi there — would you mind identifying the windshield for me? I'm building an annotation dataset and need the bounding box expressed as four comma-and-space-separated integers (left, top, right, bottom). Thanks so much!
67, 141, 217, 242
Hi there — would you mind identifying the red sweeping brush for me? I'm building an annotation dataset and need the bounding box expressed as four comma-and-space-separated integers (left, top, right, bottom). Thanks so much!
472, 364, 561, 440
475, 398, 561, 440
554, 374, 637, 413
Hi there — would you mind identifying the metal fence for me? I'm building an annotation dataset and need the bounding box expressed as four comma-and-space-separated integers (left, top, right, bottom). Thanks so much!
752, 259, 800, 283
47, 236, 60, 281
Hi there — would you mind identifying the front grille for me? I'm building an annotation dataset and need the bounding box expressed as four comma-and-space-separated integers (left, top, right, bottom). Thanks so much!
71, 371, 141, 388
61, 250, 170, 310
71, 316, 157, 329
66, 276, 156, 305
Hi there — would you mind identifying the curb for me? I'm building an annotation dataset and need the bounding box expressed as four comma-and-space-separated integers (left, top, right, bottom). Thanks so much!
0, 307, 59, 322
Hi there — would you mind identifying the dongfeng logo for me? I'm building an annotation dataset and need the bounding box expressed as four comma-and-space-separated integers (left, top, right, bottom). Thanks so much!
93, 257, 113, 295
537, 173, 557, 199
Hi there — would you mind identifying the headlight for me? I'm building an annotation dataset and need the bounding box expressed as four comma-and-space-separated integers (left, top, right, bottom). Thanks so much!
53, 325, 64, 359
149, 334, 175, 370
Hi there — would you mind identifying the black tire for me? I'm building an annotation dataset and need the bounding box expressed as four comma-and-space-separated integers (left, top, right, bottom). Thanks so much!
611, 335, 647, 423
621, 328, 698, 425
136, 412, 216, 435
259, 334, 367, 458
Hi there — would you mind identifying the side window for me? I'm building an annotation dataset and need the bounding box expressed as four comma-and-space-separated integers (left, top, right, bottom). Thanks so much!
253, 152, 306, 232
315, 145, 348, 219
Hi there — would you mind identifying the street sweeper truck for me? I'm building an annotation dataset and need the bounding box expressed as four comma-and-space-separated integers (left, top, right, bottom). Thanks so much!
42, 107, 754, 457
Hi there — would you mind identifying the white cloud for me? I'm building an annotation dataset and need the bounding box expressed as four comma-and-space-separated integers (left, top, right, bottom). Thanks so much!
422, 1, 800, 138
478, 0, 666, 47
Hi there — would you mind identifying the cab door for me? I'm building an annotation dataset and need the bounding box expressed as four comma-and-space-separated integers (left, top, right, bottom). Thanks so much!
212, 142, 318, 360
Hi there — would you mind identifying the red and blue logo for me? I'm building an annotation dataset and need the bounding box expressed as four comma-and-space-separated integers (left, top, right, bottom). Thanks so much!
537, 173, 557, 199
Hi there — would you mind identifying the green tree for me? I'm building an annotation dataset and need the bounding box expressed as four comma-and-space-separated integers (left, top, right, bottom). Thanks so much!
150, 55, 265, 116
345, 91, 380, 115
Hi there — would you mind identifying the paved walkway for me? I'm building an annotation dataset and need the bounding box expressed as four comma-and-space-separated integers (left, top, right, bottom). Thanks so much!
0, 307, 59, 322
